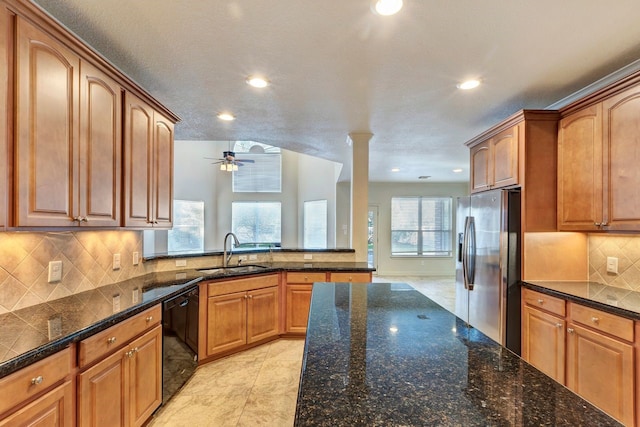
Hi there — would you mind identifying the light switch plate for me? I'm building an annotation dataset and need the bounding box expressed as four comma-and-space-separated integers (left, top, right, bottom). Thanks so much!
249, 254, 258, 261
304, 254, 313, 260
606, 256, 618, 274
48, 260, 63, 283
112, 253, 121, 270
132, 252, 140, 266
176, 259, 187, 267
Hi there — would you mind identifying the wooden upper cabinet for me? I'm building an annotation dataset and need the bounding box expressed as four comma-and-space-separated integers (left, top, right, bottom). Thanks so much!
0, 6, 9, 230
470, 126, 519, 193
79, 60, 122, 227
559, 84, 640, 231
14, 16, 80, 227
123, 92, 173, 228
602, 86, 640, 230
557, 105, 603, 231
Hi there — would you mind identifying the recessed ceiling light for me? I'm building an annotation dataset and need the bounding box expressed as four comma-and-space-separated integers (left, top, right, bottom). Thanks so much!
391, 168, 400, 172
246, 76, 269, 88
372, 0, 403, 16
452, 168, 463, 173
217, 112, 235, 121
457, 79, 481, 90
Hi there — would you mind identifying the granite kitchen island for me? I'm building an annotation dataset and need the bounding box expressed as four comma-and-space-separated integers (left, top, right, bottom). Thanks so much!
295, 282, 621, 426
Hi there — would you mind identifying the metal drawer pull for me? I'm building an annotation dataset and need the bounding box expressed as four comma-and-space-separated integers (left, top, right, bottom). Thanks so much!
146, 316, 154, 322
591, 317, 599, 324
556, 323, 563, 328
31, 375, 44, 385
537, 299, 544, 304
567, 328, 574, 334
248, 295, 253, 299
107, 337, 117, 344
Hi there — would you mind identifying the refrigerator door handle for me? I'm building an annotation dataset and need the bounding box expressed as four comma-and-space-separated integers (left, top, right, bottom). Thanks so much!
466, 217, 476, 290
462, 216, 475, 290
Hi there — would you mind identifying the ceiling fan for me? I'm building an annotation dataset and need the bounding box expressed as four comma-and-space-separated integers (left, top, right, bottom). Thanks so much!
205, 149, 255, 171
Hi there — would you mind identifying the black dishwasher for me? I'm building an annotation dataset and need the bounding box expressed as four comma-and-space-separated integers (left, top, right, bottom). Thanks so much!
161, 285, 199, 403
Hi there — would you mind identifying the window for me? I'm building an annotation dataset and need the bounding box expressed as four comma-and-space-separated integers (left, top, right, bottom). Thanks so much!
391, 197, 452, 257
304, 200, 327, 249
232, 201, 281, 247
168, 200, 204, 252
232, 141, 281, 193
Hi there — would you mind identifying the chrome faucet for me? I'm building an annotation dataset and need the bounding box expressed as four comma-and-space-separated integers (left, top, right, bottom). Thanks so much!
223, 232, 240, 267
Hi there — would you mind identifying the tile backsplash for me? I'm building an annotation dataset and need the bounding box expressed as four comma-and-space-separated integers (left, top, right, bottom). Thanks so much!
589, 234, 640, 291
0, 231, 146, 314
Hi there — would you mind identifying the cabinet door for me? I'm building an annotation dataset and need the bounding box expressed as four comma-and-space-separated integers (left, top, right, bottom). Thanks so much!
123, 92, 153, 228
79, 60, 121, 226
128, 326, 162, 427
247, 286, 279, 343
0, 381, 73, 427
521, 305, 565, 383
152, 112, 173, 228
78, 348, 126, 427
557, 105, 603, 231
566, 323, 634, 426
286, 284, 312, 333
0, 6, 8, 230
470, 141, 491, 193
491, 125, 519, 189
602, 86, 640, 230
207, 292, 247, 356
14, 17, 80, 227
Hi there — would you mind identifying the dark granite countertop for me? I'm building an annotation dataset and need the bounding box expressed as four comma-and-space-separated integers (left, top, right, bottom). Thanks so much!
295, 282, 621, 426
144, 247, 356, 261
522, 280, 640, 321
0, 262, 372, 379
0, 271, 201, 378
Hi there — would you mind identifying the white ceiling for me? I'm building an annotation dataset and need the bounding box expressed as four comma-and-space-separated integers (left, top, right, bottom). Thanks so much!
32, 0, 640, 183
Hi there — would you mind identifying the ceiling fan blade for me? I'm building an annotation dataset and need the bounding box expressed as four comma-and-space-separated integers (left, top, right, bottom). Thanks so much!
235, 158, 255, 163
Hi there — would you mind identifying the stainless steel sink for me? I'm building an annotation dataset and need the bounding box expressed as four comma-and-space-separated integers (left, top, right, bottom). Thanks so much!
197, 265, 269, 275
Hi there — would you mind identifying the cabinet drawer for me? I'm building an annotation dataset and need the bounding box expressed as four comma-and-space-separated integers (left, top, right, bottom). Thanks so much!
78, 304, 161, 368
569, 302, 634, 342
523, 288, 565, 317
286, 272, 327, 283
0, 347, 72, 417
329, 272, 371, 283
208, 274, 279, 297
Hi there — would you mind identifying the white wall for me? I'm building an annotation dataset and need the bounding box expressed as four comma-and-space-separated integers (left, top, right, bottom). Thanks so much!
146, 141, 343, 254
338, 181, 469, 276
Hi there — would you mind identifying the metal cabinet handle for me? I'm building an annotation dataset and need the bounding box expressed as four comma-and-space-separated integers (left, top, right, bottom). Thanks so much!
348, 276, 353, 281
567, 328, 574, 334
537, 299, 544, 305
591, 317, 599, 324
81, 216, 88, 222
146, 316, 153, 322
556, 323, 563, 328
107, 337, 117, 344
31, 375, 44, 385
248, 295, 253, 299
595, 222, 601, 227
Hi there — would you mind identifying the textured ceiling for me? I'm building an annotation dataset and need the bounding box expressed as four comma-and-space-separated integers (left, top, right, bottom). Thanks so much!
32, 0, 640, 182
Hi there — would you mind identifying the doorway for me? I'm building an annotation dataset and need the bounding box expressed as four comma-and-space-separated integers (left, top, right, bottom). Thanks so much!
368, 206, 378, 272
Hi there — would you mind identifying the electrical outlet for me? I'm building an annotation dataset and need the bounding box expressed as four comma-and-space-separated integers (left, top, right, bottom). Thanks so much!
176, 259, 187, 267
304, 254, 313, 260
606, 257, 619, 274
132, 252, 140, 266
249, 254, 258, 261
48, 261, 63, 283
112, 253, 121, 270
112, 293, 121, 312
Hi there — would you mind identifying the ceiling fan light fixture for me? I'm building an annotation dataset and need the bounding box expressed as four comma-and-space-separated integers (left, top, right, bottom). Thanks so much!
452, 168, 463, 173
391, 168, 400, 172
246, 76, 269, 88
456, 79, 481, 90
217, 112, 235, 121
373, 0, 403, 16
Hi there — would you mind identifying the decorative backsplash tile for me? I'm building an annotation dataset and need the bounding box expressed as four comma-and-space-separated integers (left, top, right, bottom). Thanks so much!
0, 231, 146, 314
589, 234, 640, 291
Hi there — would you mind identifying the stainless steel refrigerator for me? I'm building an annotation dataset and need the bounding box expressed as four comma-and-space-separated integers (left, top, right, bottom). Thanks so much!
455, 188, 521, 355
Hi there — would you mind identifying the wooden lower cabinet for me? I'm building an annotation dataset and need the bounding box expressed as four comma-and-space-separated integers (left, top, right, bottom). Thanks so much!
206, 281, 279, 357
566, 322, 634, 426
521, 305, 565, 383
77, 325, 162, 427
0, 381, 73, 427
285, 284, 313, 334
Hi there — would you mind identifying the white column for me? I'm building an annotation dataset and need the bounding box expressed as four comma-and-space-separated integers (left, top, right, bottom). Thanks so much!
348, 132, 372, 263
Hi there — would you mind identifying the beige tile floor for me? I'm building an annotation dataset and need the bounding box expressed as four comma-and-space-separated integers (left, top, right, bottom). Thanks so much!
149, 276, 456, 427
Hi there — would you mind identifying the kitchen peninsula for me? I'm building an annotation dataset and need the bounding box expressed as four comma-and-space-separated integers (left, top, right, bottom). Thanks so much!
295, 282, 621, 426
